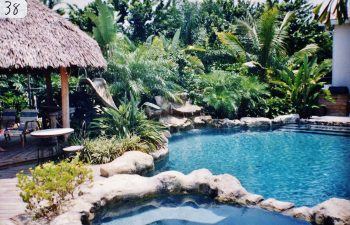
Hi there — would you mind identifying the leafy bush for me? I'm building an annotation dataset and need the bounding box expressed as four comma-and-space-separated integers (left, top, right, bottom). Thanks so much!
265, 97, 293, 118
271, 56, 332, 118
80, 134, 149, 164
16, 157, 92, 219
91, 97, 166, 151
103, 34, 182, 102
118, 134, 149, 153
81, 136, 120, 164
198, 71, 269, 118
0, 91, 28, 113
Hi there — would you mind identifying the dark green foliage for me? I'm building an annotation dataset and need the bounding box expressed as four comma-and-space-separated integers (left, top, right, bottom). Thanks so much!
91, 97, 166, 151
279, 0, 332, 61
271, 57, 332, 118
151, 0, 184, 38
0, 92, 28, 113
86, 0, 120, 56
128, 0, 153, 42
103, 34, 182, 102
196, 71, 269, 118
68, 3, 97, 33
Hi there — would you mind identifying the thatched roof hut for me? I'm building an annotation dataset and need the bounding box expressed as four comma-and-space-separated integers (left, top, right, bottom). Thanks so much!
0, 0, 107, 129
0, 0, 106, 71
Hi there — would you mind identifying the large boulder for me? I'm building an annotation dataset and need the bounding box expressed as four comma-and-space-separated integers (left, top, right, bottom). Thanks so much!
100, 151, 154, 177
313, 198, 350, 225
172, 101, 202, 117
149, 144, 169, 161
155, 95, 172, 114
193, 116, 213, 127
184, 169, 214, 194
209, 174, 248, 202
152, 171, 187, 193
273, 114, 300, 125
159, 116, 193, 131
211, 119, 241, 128
259, 198, 294, 212
240, 117, 272, 127
285, 206, 314, 222
51, 212, 82, 225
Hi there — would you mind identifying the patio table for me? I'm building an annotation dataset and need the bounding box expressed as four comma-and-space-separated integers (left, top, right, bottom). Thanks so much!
31, 128, 74, 164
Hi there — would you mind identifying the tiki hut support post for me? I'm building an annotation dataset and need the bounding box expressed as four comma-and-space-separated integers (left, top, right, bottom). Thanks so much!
60, 67, 70, 130
44, 71, 53, 105
27, 73, 33, 107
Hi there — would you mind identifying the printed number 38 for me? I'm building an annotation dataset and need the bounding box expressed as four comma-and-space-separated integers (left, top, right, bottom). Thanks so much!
5, 1, 21, 15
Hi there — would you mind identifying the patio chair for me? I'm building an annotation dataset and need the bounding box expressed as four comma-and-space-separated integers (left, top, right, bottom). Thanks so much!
1, 109, 16, 130
4, 109, 40, 147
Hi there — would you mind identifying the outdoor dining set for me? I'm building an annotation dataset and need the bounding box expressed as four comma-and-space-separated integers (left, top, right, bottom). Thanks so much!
0, 108, 82, 164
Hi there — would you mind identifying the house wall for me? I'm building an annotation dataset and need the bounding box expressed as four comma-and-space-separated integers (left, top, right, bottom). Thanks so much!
332, 23, 350, 90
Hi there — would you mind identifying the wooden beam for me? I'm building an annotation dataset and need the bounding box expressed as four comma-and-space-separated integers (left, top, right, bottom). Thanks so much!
60, 67, 70, 129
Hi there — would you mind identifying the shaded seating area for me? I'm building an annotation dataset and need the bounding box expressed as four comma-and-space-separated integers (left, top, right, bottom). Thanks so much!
4, 109, 40, 147
0, 0, 106, 167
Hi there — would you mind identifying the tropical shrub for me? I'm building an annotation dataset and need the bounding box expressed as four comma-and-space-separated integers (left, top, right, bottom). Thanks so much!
91, 98, 166, 151
0, 91, 28, 113
86, 0, 119, 56
271, 56, 332, 118
103, 34, 181, 102
265, 97, 293, 118
198, 71, 269, 118
16, 157, 92, 219
81, 136, 120, 164
81, 134, 150, 164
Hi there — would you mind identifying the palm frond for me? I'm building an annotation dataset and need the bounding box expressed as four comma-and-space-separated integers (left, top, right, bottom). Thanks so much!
289, 44, 320, 64
216, 32, 247, 63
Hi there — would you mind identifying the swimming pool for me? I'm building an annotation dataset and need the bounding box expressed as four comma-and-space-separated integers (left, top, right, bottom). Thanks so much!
155, 125, 350, 206
93, 194, 311, 225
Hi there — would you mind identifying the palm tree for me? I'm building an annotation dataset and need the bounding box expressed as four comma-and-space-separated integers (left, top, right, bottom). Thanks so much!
104, 34, 182, 102
86, 0, 119, 57
216, 7, 295, 70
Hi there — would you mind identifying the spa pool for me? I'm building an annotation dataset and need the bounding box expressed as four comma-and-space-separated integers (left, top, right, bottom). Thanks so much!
155, 125, 350, 206
92, 195, 311, 225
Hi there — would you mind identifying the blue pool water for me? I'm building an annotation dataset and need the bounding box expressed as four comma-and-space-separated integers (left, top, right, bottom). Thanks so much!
155, 127, 350, 206
93, 195, 311, 225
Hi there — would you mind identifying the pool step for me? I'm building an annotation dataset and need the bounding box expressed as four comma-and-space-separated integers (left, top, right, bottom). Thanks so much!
277, 124, 350, 137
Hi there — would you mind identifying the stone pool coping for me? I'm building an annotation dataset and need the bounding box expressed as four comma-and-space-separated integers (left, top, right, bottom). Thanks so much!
50, 169, 350, 225
162, 114, 350, 132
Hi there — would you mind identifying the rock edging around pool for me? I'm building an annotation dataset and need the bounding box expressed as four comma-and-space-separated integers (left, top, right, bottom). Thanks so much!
51, 169, 350, 225
161, 114, 350, 132
161, 114, 301, 132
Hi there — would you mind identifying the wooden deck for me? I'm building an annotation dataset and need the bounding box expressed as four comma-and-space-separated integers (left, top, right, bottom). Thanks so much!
0, 135, 63, 168
0, 136, 69, 223
0, 163, 32, 223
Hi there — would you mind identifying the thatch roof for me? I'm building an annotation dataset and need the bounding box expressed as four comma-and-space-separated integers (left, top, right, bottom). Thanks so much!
0, 0, 106, 71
